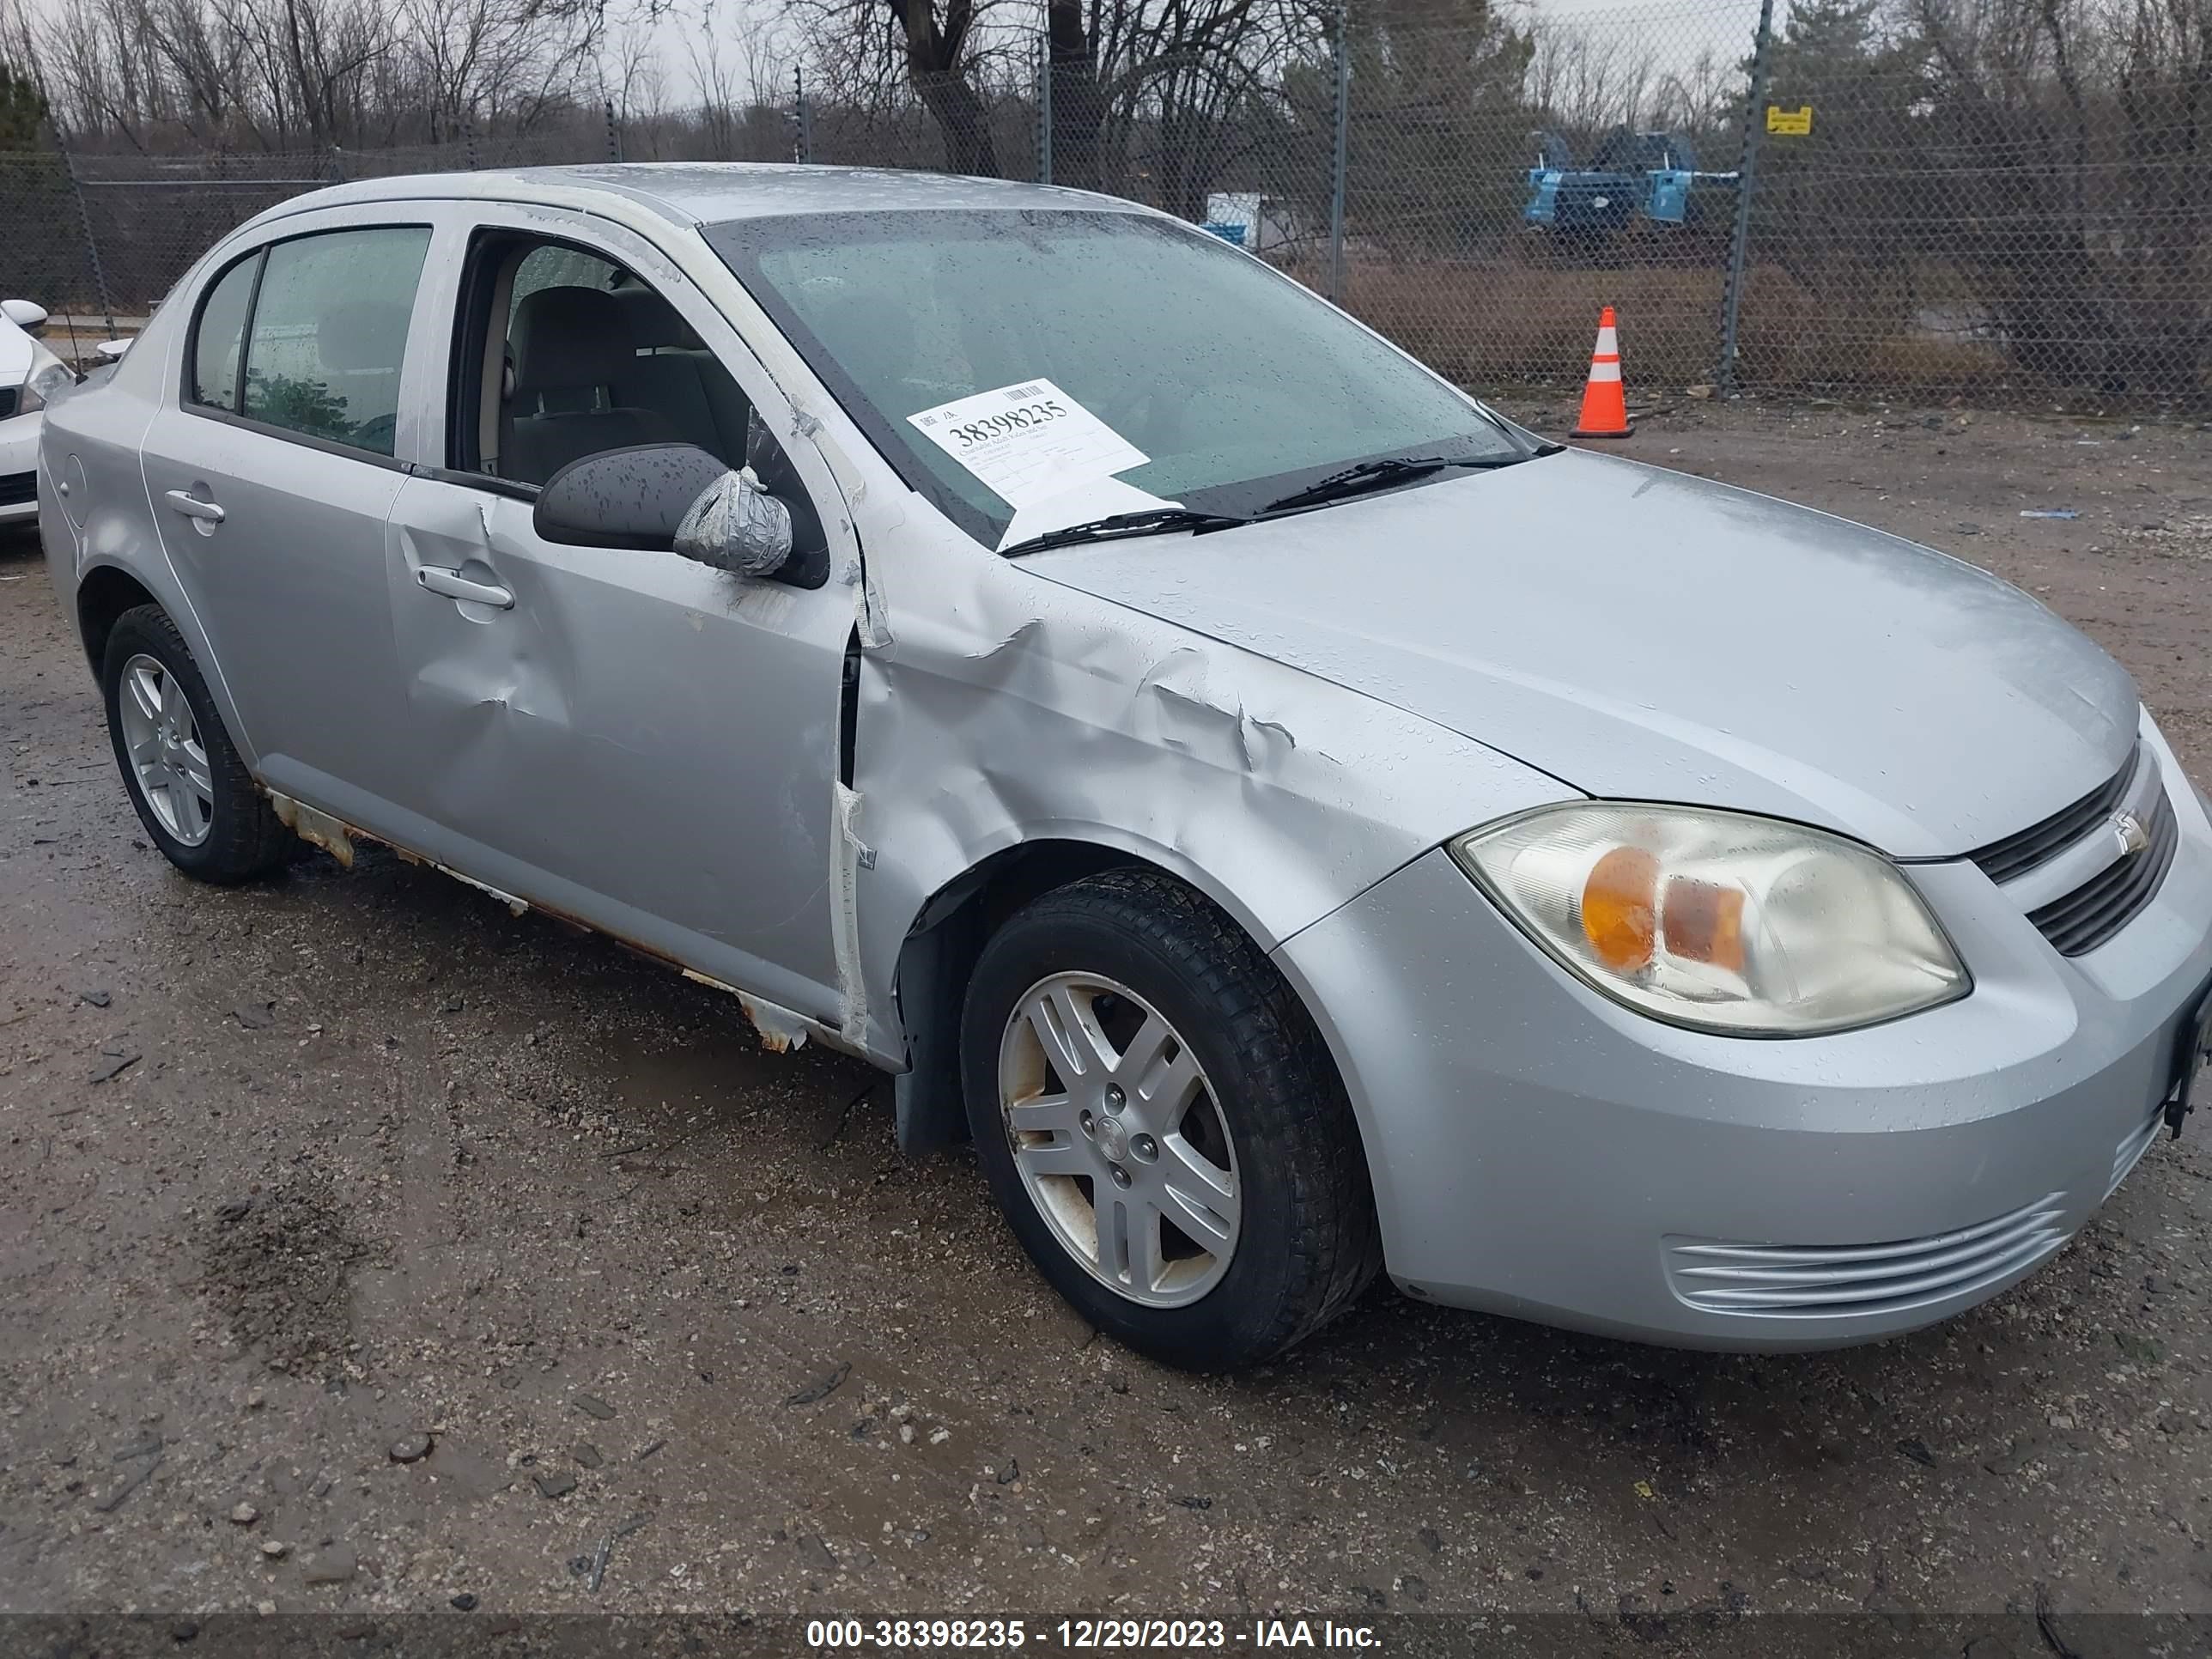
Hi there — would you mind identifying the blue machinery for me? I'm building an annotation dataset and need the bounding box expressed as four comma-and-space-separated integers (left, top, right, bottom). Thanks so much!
1524, 128, 1740, 240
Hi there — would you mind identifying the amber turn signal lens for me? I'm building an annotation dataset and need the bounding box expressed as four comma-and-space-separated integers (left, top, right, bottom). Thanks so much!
1581, 845, 1659, 971
1662, 877, 1746, 972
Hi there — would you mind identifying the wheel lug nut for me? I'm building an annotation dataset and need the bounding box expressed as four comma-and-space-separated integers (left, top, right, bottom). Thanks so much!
1132, 1135, 1158, 1161
1110, 1165, 1132, 1188
1105, 1086, 1125, 1111
1079, 1110, 1095, 1136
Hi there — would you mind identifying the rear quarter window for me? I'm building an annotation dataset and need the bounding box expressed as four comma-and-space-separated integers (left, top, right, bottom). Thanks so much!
184, 225, 432, 460
188, 255, 258, 411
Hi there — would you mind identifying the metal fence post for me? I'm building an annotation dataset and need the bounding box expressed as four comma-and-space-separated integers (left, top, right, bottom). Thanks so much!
1328, 5, 1348, 303
1717, 0, 1774, 397
56, 139, 116, 336
793, 68, 812, 163
1036, 30, 1054, 186
604, 100, 623, 163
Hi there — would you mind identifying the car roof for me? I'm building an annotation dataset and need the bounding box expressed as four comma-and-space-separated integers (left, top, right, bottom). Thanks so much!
254, 163, 1156, 231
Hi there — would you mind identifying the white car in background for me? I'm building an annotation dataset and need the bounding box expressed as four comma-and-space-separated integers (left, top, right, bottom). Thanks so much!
2, 298, 71, 526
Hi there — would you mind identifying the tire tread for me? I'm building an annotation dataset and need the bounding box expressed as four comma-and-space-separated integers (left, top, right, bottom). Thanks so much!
104, 605, 294, 884
969, 867, 1382, 1368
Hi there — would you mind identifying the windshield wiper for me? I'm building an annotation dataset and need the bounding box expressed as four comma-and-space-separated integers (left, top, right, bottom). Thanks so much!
1000, 507, 1249, 558
1258, 453, 1535, 517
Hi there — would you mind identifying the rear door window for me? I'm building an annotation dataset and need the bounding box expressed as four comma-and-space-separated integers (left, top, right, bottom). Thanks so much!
186, 226, 432, 459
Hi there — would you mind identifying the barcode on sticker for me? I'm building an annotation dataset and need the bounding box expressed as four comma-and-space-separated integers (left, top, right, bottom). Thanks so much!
1006, 383, 1046, 399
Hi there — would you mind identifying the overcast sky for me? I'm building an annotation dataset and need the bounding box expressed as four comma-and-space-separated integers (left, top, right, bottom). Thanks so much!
623, 0, 1771, 106
22, 0, 1778, 112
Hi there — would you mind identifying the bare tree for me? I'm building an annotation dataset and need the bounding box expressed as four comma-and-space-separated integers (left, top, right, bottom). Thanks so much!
686, 3, 796, 157
24, 0, 615, 150
1647, 47, 1738, 137
1524, 20, 1660, 132
398, 0, 595, 143
785, 0, 1011, 173
1090, 0, 1311, 203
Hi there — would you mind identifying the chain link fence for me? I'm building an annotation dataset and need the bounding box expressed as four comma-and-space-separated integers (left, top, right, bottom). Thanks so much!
4, 0, 2208, 410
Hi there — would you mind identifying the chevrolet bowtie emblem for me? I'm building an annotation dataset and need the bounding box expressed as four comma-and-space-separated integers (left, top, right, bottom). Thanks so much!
2111, 810, 2150, 859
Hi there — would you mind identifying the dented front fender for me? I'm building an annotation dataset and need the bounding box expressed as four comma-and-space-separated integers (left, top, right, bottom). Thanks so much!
845, 514, 1576, 1046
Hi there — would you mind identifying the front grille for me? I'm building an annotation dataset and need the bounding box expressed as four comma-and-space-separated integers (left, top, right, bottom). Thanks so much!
1664, 1192, 2070, 1318
2026, 785, 2178, 956
2108, 1109, 2162, 1198
1969, 744, 2139, 885
0, 471, 33, 507
0, 386, 17, 420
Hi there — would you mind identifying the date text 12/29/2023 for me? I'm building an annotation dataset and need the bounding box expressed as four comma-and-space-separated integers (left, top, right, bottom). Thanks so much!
804, 1618, 1383, 1650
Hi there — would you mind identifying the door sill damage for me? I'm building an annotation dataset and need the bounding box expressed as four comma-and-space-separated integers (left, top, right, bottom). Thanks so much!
680, 969, 821, 1054
268, 792, 357, 869
262, 787, 834, 1055
390, 847, 531, 916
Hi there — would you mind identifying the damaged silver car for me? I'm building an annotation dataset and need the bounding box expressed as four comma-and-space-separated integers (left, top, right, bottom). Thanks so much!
38, 166, 2212, 1370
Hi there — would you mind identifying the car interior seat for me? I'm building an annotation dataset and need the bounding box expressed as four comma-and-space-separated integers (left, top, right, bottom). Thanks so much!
608, 287, 751, 468
504, 287, 681, 485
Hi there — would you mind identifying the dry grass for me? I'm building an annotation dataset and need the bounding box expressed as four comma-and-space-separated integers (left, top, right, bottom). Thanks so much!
1336, 258, 1730, 387
1299, 253, 2203, 405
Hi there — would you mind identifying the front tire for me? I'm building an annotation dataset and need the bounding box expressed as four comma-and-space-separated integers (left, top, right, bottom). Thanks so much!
962, 869, 1381, 1371
102, 605, 292, 884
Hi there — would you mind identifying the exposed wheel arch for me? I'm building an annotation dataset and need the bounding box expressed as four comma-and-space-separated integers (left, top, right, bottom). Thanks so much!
892, 839, 1140, 1154
888, 839, 1368, 1181
76, 565, 160, 675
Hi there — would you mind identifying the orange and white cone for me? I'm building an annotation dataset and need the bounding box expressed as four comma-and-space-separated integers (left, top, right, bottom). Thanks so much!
1570, 307, 1632, 439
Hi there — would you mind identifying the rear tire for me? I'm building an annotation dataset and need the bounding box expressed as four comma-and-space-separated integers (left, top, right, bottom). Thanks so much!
102, 605, 293, 884
961, 868, 1381, 1371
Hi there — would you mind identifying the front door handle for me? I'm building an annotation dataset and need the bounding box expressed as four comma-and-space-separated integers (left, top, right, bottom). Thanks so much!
416, 565, 515, 610
164, 489, 225, 524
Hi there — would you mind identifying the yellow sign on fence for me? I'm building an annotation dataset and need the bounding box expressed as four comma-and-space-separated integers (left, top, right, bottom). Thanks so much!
1766, 105, 1814, 136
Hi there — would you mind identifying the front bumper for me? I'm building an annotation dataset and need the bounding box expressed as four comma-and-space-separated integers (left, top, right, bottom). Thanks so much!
1273, 727, 2212, 1351
0, 410, 41, 523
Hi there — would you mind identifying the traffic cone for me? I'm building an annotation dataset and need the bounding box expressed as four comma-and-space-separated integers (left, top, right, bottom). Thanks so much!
1570, 307, 1632, 439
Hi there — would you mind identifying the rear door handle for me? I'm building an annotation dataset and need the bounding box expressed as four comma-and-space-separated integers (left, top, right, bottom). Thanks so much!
164, 489, 225, 524
416, 565, 515, 610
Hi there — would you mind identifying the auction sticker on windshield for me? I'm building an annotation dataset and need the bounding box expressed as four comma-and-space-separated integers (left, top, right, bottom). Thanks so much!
908, 380, 1148, 507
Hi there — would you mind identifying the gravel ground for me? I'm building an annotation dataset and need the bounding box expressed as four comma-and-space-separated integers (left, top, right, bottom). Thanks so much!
3, 401, 2209, 1643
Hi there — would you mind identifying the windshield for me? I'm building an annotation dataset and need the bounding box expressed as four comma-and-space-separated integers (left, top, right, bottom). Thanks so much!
702, 210, 1526, 548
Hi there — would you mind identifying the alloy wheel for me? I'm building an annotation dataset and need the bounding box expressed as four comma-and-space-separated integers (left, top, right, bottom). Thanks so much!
117, 653, 215, 847
996, 973, 1241, 1307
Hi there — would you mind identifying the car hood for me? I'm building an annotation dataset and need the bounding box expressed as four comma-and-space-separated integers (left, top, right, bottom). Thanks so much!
1021, 450, 2139, 859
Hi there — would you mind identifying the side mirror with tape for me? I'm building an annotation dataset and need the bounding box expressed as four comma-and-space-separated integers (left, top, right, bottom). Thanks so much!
533, 443, 829, 589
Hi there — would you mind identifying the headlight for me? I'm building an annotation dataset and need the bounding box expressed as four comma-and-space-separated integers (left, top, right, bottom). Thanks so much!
20, 361, 76, 413
1449, 803, 1967, 1036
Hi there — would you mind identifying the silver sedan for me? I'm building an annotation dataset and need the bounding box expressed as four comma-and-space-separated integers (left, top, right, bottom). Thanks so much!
37, 165, 2212, 1370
